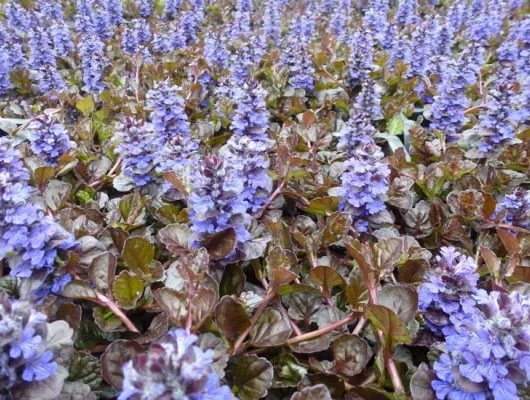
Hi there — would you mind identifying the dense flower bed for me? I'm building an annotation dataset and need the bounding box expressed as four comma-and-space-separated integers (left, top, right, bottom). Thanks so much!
1, 0, 530, 399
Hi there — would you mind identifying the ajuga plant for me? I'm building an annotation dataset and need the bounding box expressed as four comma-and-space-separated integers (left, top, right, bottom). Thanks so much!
420, 247, 530, 400
0, 293, 73, 400
0, 0, 529, 399
0, 139, 75, 291
119, 329, 231, 400
28, 115, 71, 167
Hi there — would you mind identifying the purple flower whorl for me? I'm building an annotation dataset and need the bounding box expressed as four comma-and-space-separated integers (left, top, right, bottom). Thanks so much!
419, 246, 480, 336
336, 111, 389, 232
28, 115, 70, 166
430, 60, 470, 141
0, 294, 55, 391
188, 154, 251, 246
224, 81, 272, 213
119, 329, 230, 400
0, 139, 75, 284
115, 117, 158, 188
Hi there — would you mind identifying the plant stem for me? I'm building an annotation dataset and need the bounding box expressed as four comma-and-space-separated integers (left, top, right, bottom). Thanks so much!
352, 316, 366, 335
385, 349, 405, 394
232, 291, 276, 355
260, 277, 302, 336
95, 292, 139, 333
287, 313, 357, 345
89, 157, 122, 188
185, 281, 198, 333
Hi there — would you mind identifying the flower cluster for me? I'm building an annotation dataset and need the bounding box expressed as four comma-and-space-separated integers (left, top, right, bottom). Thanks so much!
281, 17, 315, 93
430, 60, 470, 141
79, 34, 107, 92
354, 79, 383, 120
497, 187, 530, 230
28, 115, 71, 166
120, 329, 230, 400
474, 78, 519, 155
395, 0, 419, 27
122, 19, 151, 58
0, 139, 75, 286
115, 117, 158, 187
28, 25, 55, 69
432, 289, 530, 400
263, 0, 281, 46
204, 33, 229, 70
34, 64, 65, 95
336, 111, 389, 232
50, 21, 73, 58
223, 81, 272, 213
146, 82, 198, 196
348, 29, 374, 86
420, 247, 530, 399
188, 154, 251, 245
0, 294, 56, 393
419, 246, 480, 336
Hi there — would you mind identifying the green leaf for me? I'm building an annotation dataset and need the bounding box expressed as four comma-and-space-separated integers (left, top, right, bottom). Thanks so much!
287, 293, 322, 322
332, 334, 369, 376
0, 276, 18, 296
219, 263, 246, 297
250, 308, 292, 347
46, 180, 72, 211
56, 303, 82, 332
202, 228, 237, 260
364, 304, 412, 353
345, 267, 369, 309
158, 223, 192, 255
152, 287, 188, 326
301, 196, 340, 216
58, 382, 97, 400
308, 266, 346, 289
122, 237, 154, 276
190, 285, 218, 330
232, 355, 273, 400
155, 204, 182, 224
480, 246, 501, 282
410, 363, 436, 400
111, 271, 144, 309
266, 246, 298, 280
292, 384, 332, 400
93, 307, 123, 332
45, 321, 74, 367
101, 340, 143, 390
67, 351, 102, 391
277, 284, 323, 296
373, 237, 407, 275
215, 296, 251, 341
76, 97, 95, 116
377, 283, 418, 325
62, 280, 98, 301
73, 320, 105, 350
388, 114, 405, 135
271, 352, 308, 388
322, 212, 351, 246
88, 252, 117, 291
34, 166, 56, 190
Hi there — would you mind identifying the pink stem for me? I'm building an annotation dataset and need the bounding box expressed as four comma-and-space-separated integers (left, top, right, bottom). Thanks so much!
287, 313, 357, 344
95, 292, 139, 333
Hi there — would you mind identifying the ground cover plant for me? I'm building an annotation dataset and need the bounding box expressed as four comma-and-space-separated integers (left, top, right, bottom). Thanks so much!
1, 0, 530, 399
